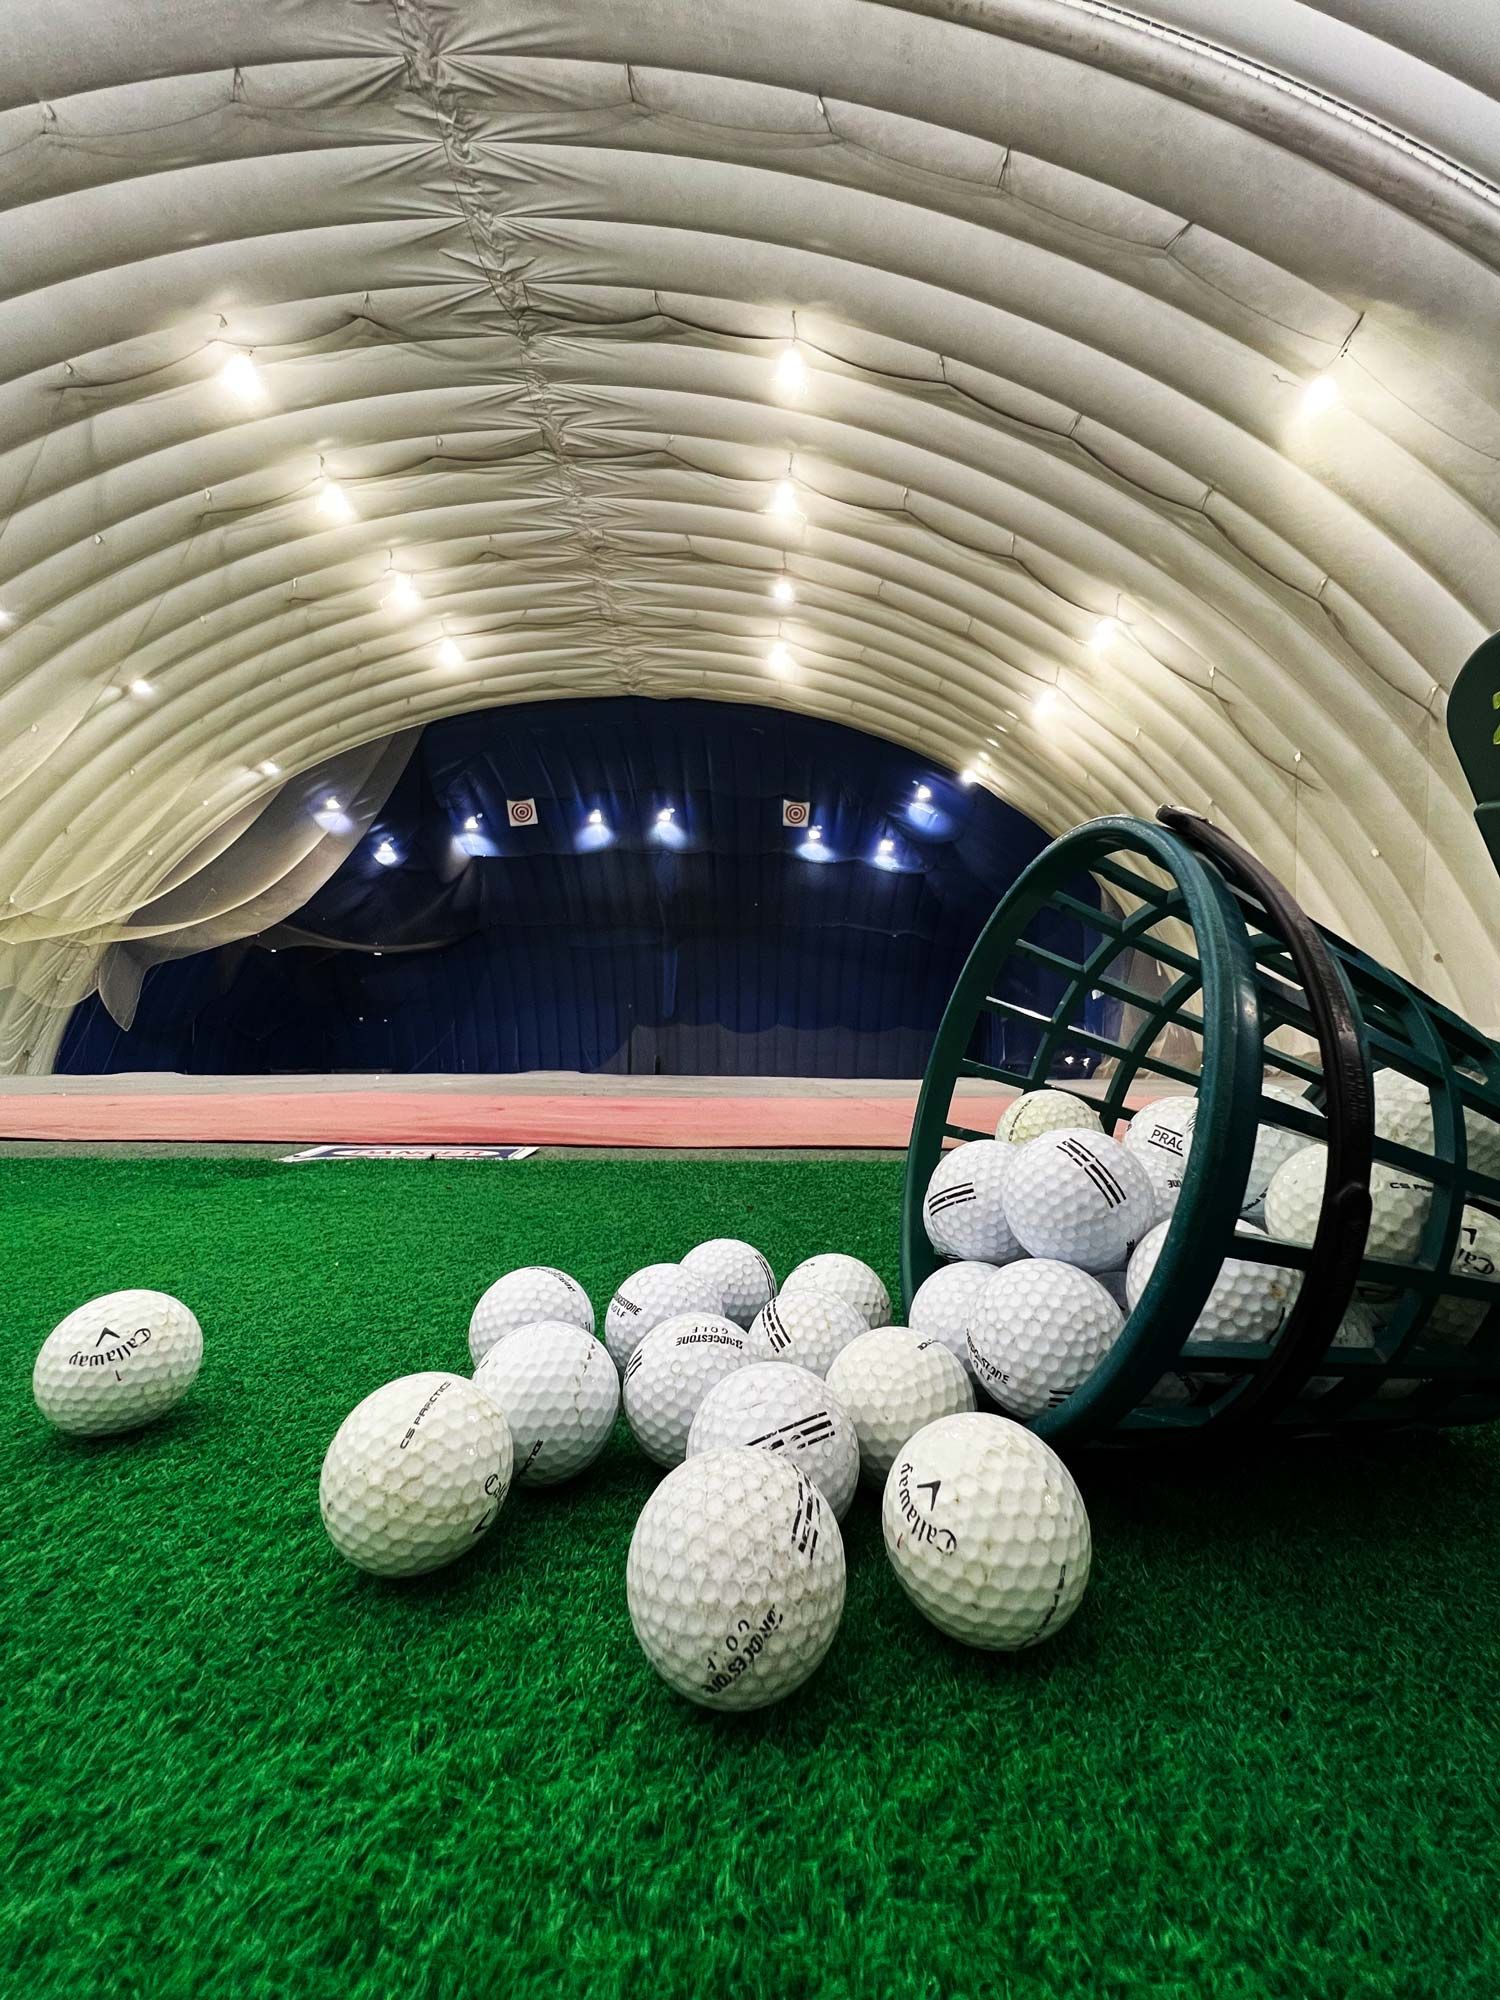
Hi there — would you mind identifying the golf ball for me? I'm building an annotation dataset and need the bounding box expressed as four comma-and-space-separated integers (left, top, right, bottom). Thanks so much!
1242, 1082, 1315, 1218
923, 1140, 1022, 1264
604, 1263, 724, 1372
1002, 1129, 1155, 1273
681, 1238, 776, 1328
1305, 1301, 1380, 1397
744, 1289, 867, 1376
1125, 1220, 1298, 1348
472, 1323, 620, 1485
995, 1089, 1101, 1144
622, 1314, 751, 1467
825, 1326, 974, 1483
627, 1448, 846, 1711
965, 1260, 1123, 1420
32, 1289, 203, 1437
1124, 1094, 1198, 1179
1430, 1205, 1500, 1345
688, 1362, 860, 1519
908, 1260, 1002, 1379
1264, 1145, 1433, 1267
882, 1412, 1091, 1650
1373, 1065, 1500, 1183
780, 1254, 890, 1329
319, 1372, 513, 1578
469, 1266, 593, 1367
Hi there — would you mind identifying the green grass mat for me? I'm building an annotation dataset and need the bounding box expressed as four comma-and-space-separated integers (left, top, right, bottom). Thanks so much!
6, 1157, 1500, 1998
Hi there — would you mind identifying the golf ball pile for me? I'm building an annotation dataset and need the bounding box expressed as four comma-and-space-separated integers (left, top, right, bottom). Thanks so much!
680, 1238, 777, 1328
922, 1140, 1022, 1264
31, 1289, 203, 1438
995, 1089, 1101, 1145
1001, 1129, 1155, 1274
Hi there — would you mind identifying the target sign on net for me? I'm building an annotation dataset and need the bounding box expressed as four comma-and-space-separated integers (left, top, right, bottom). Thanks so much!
507, 798, 537, 827
782, 800, 810, 827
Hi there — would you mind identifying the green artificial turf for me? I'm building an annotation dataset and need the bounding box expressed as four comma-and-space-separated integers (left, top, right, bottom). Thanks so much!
6, 1155, 1500, 1998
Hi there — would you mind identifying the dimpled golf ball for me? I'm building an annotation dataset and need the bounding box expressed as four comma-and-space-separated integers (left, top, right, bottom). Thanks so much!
622, 1314, 751, 1467
1002, 1129, 1155, 1274
1430, 1205, 1500, 1345
688, 1362, 860, 1520
469, 1266, 593, 1367
744, 1289, 867, 1376
1373, 1065, 1500, 1183
923, 1141, 1023, 1264
1134, 1145, 1187, 1227
32, 1289, 203, 1437
995, 1089, 1101, 1145
1264, 1145, 1433, 1266
825, 1326, 974, 1483
882, 1412, 1090, 1650
627, 1448, 846, 1711
680, 1238, 776, 1329
319, 1372, 513, 1578
1305, 1301, 1380, 1397
780, 1253, 890, 1330
965, 1260, 1123, 1419
472, 1323, 620, 1485
1241, 1082, 1316, 1219
604, 1263, 724, 1372
1125, 1220, 1298, 1346
908, 1260, 1002, 1379
1124, 1094, 1199, 1178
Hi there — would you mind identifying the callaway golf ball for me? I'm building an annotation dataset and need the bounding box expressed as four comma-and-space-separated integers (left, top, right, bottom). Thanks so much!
1125, 1220, 1298, 1347
780, 1254, 891, 1329
1002, 1129, 1155, 1273
319, 1372, 513, 1578
965, 1260, 1123, 1419
469, 1266, 593, 1367
744, 1289, 867, 1376
681, 1238, 776, 1328
882, 1412, 1091, 1650
622, 1314, 751, 1467
627, 1448, 846, 1711
472, 1323, 620, 1485
688, 1362, 860, 1519
825, 1326, 974, 1483
995, 1089, 1102, 1145
1430, 1205, 1500, 1345
604, 1263, 724, 1372
923, 1140, 1022, 1263
908, 1260, 1002, 1379
32, 1289, 203, 1437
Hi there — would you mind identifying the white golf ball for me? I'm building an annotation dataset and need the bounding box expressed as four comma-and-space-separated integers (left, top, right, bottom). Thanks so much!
32, 1289, 203, 1437
469, 1266, 593, 1367
1125, 1220, 1298, 1347
1305, 1301, 1380, 1397
882, 1412, 1090, 1650
743, 1289, 867, 1376
626, 1448, 846, 1711
908, 1260, 1002, 1379
965, 1260, 1123, 1420
1264, 1145, 1433, 1267
319, 1372, 513, 1578
1242, 1082, 1314, 1218
1430, 1205, 1500, 1345
1124, 1094, 1198, 1177
780, 1253, 891, 1329
688, 1362, 860, 1520
472, 1324, 620, 1485
622, 1314, 751, 1467
680, 1238, 776, 1329
995, 1089, 1101, 1144
825, 1326, 974, 1483
1373, 1066, 1500, 1183
1134, 1145, 1187, 1227
1002, 1129, 1155, 1273
604, 1263, 724, 1372
923, 1140, 1022, 1263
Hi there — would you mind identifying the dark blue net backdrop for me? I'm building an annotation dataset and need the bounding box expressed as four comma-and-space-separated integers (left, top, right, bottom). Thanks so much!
60, 699, 1105, 1077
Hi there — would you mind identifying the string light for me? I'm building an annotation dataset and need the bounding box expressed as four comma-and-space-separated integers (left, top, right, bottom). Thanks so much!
382, 572, 422, 616
772, 345, 808, 400
435, 638, 464, 669
771, 576, 796, 606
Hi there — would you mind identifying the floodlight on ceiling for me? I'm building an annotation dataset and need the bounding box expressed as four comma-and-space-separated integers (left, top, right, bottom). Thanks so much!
772, 345, 808, 401
767, 643, 794, 677
771, 575, 796, 606
436, 638, 464, 669
219, 353, 267, 407
382, 572, 422, 617
373, 838, 398, 867
960, 767, 978, 787
1089, 618, 1121, 653
767, 479, 801, 520
314, 480, 355, 524
1301, 373, 1341, 418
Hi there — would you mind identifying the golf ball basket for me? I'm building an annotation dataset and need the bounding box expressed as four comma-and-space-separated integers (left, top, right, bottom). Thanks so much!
902, 807, 1500, 1446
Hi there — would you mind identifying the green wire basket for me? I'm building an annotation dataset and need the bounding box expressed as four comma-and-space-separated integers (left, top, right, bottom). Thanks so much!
900, 805, 1500, 1446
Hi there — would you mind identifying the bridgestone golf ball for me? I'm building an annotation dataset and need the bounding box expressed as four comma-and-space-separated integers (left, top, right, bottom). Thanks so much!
622, 1315, 751, 1467
825, 1326, 974, 1483
32, 1289, 203, 1437
627, 1448, 846, 1711
780, 1254, 891, 1330
1125, 1220, 1298, 1347
472, 1324, 620, 1485
923, 1140, 1022, 1264
688, 1362, 860, 1520
882, 1412, 1091, 1650
1374, 1065, 1500, 1183
1264, 1145, 1433, 1267
319, 1372, 513, 1578
909, 1261, 1002, 1379
744, 1289, 867, 1377
1002, 1129, 1155, 1274
604, 1263, 724, 1372
995, 1089, 1102, 1144
681, 1239, 776, 1329
469, 1266, 593, 1367
965, 1260, 1124, 1419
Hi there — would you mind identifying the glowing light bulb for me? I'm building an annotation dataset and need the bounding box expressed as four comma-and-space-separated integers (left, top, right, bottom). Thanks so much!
915, 784, 931, 801
1035, 689, 1061, 720
1089, 618, 1120, 652
324, 797, 341, 812
314, 480, 355, 524
878, 837, 894, 855
773, 345, 808, 400
1301, 373, 1340, 418
657, 807, 675, 824
587, 809, 604, 827
436, 638, 464, 669
259, 760, 280, 777
808, 826, 823, 843
767, 480, 800, 519
767, 643, 794, 676
463, 815, 479, 832
771, 576, 796, 606
128, 678, 154, 699
373, 839, 398, 866
382, 572, 421, 616
219, 353, 266, 406
960, 767, 978, 787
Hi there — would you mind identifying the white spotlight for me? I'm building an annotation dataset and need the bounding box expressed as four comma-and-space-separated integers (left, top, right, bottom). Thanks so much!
1035, 689, 1061, 720
657, 807, 675, 824
1089, 618, 1121, 653
128, 678, 154, 699
324, 797, 341, 812
436, 638, 464, 669
771, 576, 796, 606
382, 572, 422, 616
878, 837, 894, 855
463, 815, 480, 832
219, 353, 267, 406
772, 346, 808, 401
259, 760, 280, 777
767, 643, 794, 677
373, 839, 398, 866
915, 784, 932, 802
767, 480, 801, 520
587, 809, 604, 827
960, 767, 978, 787
808, 826, 823, 843
1300, 374, 1340, 418
314, 480, 356, 524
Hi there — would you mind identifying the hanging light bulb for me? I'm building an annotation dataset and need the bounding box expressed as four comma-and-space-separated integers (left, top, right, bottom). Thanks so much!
314, 480, 356, 524
463, 815, 480, 832
324, 796, 341, 812
960, 767, 978, 787
877, 837, 895, 856
914, 784, 932, 802
1300, 373, 1340, 418
807, 826, 823, 843
771, 575, 796, 606
1035, 689, 1061, 720
767, 643, 794, 676
219, 353, 267, 406
1089, 618, 1121, 653
373, 838, 399, 866
767, 480, 801, 519
259, 760, 280, 777
772, 345, 808, 401
382, 572, 422, 616
128, 678, 154, 699
436, 638, 464, 669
